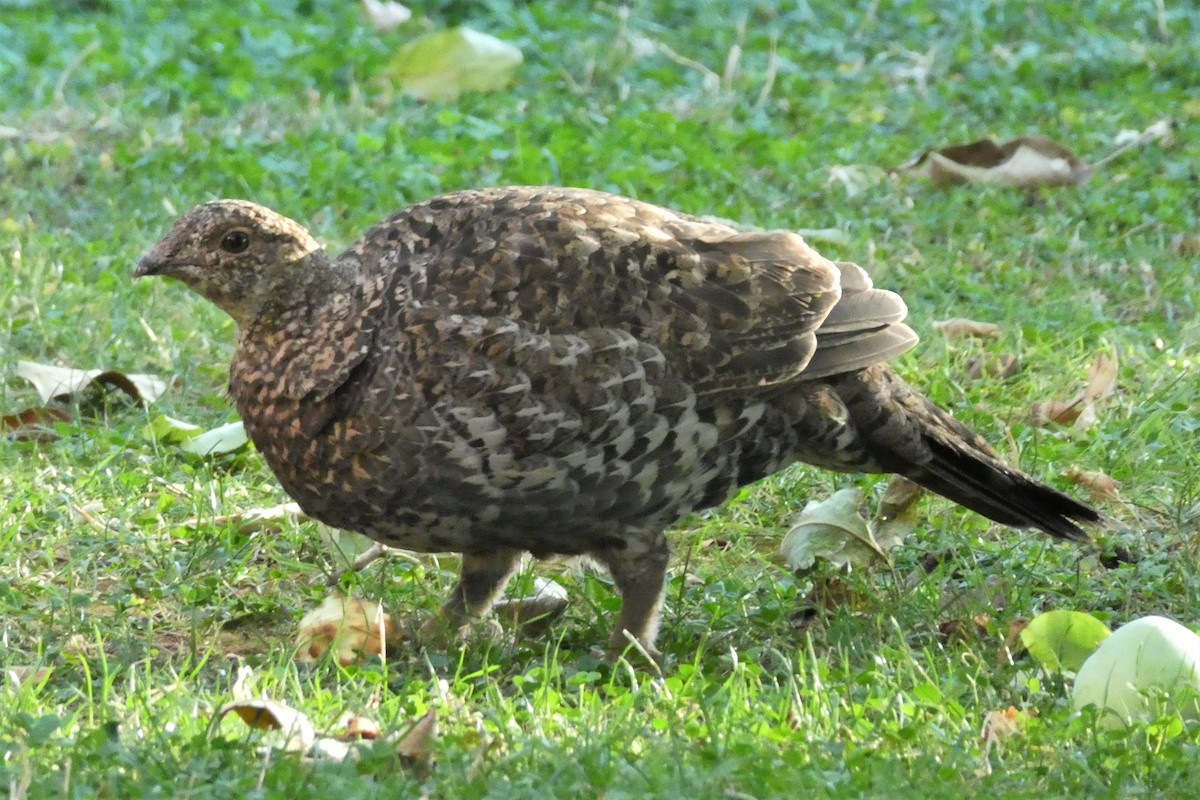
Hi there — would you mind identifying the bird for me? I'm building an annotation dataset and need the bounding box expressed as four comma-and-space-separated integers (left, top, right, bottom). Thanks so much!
135, 186, 1099, 659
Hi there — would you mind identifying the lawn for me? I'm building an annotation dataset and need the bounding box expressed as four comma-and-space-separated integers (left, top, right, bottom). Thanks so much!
2, 0, 1199, 796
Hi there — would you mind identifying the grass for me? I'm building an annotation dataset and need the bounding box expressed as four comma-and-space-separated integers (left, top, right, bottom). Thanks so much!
2, 0, 1199, 796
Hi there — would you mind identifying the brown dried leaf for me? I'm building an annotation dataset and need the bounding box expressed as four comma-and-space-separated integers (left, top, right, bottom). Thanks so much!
1083, 352, 1118, 402
1, 406, 71, 441
5, 666, 52, 689
981, 706, 1025, 743
903, 135, 1091, 188
395, 710, 438, 770
931, 317, 1002, 339
1029, 395, 1084, 427
16, 360, 167, 404
967, 353, 1020, 381
216, 699, 316, 752
1073, 402, 1100, 432
1062, 467, 1120, 501
339, 713, 382, 741
295, 595, 395, 665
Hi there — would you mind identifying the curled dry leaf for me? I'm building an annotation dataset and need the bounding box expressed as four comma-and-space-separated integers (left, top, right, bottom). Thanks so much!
1062, 467, 1120, 502
395, 710, 438, 770
1030, 396, 1084, 427
216, 698, 317, 752
361, 0, 411, 31
2, 406, 71, 441
1083, 352, 1118, 403
1029, 350, 1118, 429
931, 317, 1002, 339
6, 666, 52, 689
17, 360, 167, 404
295, 595, 396, 666
339, 713, 382, 741
902, 136, 1090, 188
780, 488, 892, 571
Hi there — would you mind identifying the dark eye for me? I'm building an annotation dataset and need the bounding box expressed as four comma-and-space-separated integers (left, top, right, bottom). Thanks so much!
221, 230, 250, 254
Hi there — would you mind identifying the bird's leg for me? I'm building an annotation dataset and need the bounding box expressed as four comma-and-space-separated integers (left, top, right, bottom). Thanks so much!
597, 534, 670, 663
419, 549, 522, 642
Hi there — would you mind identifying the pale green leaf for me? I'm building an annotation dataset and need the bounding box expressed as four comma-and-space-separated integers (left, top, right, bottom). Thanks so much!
179, 421, 249, 456
385, 26, 522, 101
1020, 609, 1111, 672
144, 414, 202, 444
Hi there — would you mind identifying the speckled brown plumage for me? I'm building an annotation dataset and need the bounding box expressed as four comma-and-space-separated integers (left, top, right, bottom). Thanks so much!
136, 186, 1099, 657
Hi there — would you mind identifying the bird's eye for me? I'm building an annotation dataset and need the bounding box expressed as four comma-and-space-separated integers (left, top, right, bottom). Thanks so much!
221, 230, 251, 254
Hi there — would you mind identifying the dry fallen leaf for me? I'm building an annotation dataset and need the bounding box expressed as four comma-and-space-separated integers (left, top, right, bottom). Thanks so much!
216, 698, 317, 752
295, 595, 395, 666
780, 488, 891, 571
361, 0, 411, 31
1, 406, 72, 441
339, 713, 382, 741
1083, 351, 1118, 403
1062, 467, 1120, 502
1030, 396, 1085, 427
395, 710, 438, 770
967, 353, 1020, 381
1030, 350, 1118, 430
981, 706, 1025, 743
16, 360, 167, 404
5, 666, 52, 689
902, 136, 1091, 188
932, 317, 1002, 339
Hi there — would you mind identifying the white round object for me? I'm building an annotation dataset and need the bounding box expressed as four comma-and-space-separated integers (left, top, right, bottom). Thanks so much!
1072, 615, 1200, 728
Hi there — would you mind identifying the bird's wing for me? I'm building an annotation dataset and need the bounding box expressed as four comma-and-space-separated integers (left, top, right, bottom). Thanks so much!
351, 186, 917, 400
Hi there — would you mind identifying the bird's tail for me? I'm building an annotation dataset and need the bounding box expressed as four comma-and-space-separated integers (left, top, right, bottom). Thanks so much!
805, 366, 1099, 541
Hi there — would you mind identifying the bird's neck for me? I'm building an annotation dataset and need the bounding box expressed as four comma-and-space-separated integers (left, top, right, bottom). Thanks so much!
235, 257, 379, 402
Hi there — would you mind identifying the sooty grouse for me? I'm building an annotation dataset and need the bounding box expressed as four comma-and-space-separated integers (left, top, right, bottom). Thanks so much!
136, 186, 1099, 657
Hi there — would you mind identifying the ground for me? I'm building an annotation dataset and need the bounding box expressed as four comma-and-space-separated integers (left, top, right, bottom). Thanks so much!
1, 0, 1199, 796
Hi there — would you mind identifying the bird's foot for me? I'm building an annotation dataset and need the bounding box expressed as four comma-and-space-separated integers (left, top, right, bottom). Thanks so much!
600, 628, 663, 668
417, 613, 505, 648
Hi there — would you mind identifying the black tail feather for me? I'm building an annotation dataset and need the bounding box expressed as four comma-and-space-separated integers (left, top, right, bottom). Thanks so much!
911, 437, 1098, 541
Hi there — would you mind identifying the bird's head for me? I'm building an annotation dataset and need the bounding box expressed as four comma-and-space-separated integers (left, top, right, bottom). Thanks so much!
135, 200, 328, 328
